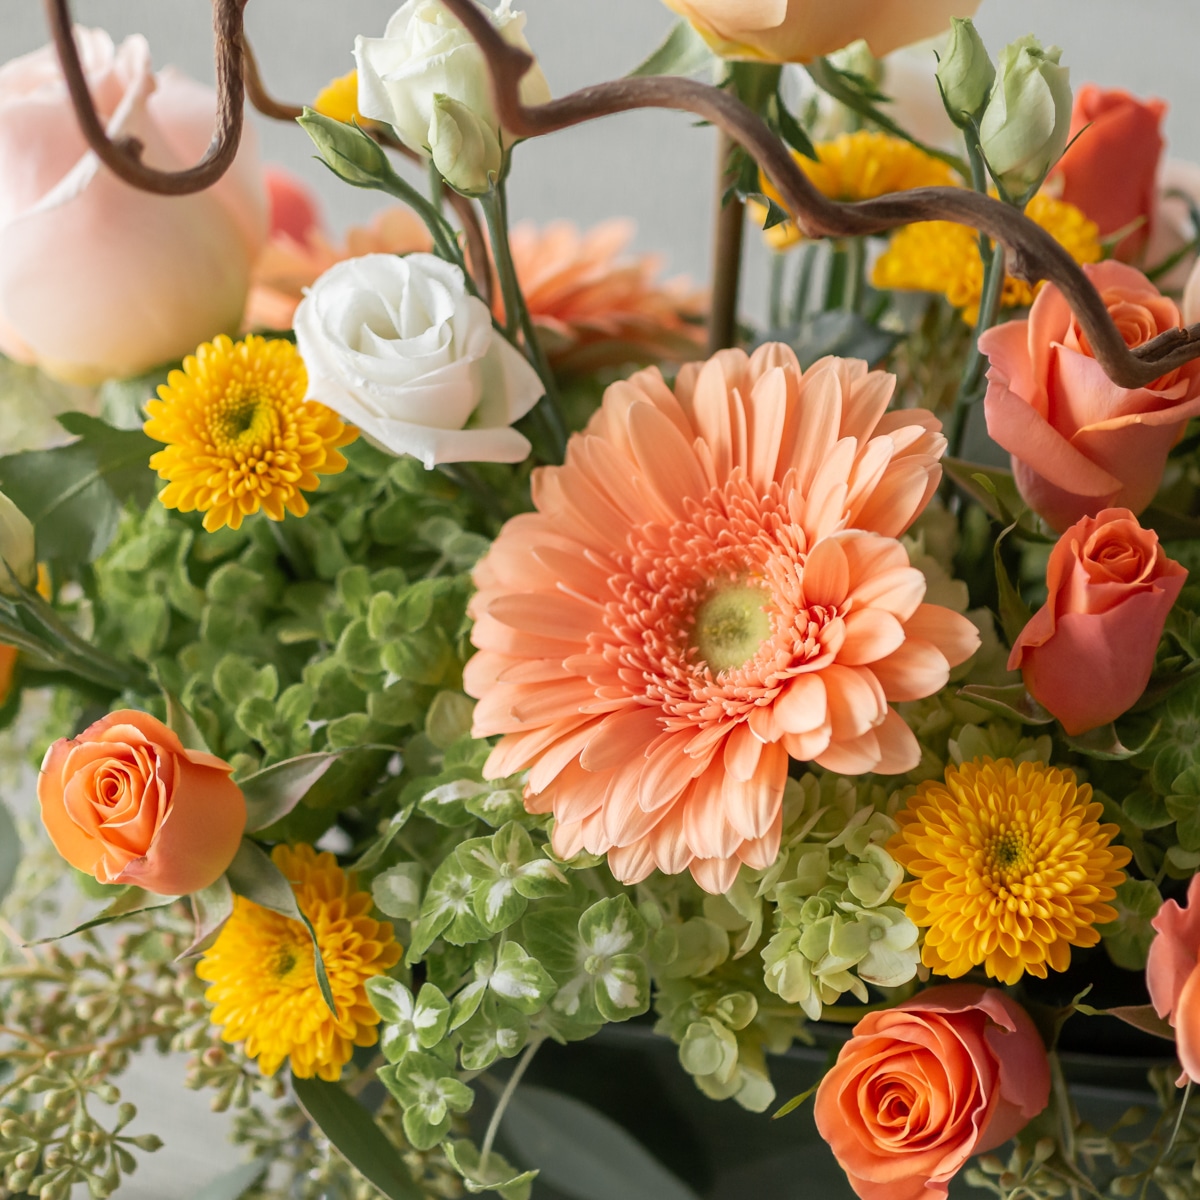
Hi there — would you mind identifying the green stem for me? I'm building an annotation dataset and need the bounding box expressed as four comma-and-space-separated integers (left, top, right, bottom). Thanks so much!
843, 236, 866, 314
791, 242, 817, 325
768, 252, 786, 331
479, 1035, 544, 1173
709, 132, 745, 353
428, 160, 445, 214
481, 181, 568, 463
825, 242, 848, 310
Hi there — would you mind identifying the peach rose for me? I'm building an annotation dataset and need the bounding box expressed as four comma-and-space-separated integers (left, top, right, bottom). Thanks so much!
1009, 509, 1185, 735
981, 261, 1200, 532
1050, 86, 1166, 262
814, 985, 1050, 1200
659, 0, 979, 64
1148, 874, 1200, 1083
38, 709, 246, 895
0, 28, 266, 384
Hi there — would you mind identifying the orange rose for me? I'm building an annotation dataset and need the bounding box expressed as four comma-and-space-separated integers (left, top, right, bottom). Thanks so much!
659, 0, 979, 64
981, 260, 1200, 532
1051, 86, 1166, 262
38, 709, 246, 895
814, 985, 1050, 1200
1009, 509, 1185, 735
1148, 873, 1200, 1083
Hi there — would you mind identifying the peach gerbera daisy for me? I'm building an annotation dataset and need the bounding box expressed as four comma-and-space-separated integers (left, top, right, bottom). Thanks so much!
505, 220, 706, 374
465, 346, 980, 893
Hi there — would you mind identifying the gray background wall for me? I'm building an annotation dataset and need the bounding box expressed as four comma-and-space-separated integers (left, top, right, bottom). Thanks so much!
4, 1, 1200, 1195
7, 1, 1200, 313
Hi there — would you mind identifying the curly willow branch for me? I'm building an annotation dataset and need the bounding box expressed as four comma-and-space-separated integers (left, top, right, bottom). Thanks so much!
44, 0, 247, 195
437, 0, 1200, 391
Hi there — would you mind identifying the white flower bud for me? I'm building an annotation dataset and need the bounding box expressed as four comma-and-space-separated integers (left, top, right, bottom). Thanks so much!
979, 34, 1072, 199
429, 94, 503, 195
936, 18, 994, 127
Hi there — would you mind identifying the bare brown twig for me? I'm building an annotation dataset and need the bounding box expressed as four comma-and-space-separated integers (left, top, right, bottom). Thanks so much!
44, 0, 247, 195
435, 0, 1200, 391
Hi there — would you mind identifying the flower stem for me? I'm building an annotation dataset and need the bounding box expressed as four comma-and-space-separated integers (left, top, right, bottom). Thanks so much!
480, 180, 567, 463
709, 132, 745, 353
480, 1035, 544, 1173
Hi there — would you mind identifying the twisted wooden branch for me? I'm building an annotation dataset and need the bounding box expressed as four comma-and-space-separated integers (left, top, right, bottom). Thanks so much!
44, 0, 247, 195
436, 0, 1200, 391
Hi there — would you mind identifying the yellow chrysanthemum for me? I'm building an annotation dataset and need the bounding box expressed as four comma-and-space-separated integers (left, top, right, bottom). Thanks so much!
196, 844, 401, 1081
752, 131, 959, 250
872, 192, 1102, 323
145, 334, 355, 533
888, 758, 1130, 986
314, 69, 362, 125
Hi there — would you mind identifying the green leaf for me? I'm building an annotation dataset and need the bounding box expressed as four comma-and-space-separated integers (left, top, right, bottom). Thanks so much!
772, 1081, 819, 1120
993, 521, 1033, 645
748, 193, 791, 231
783, 310, 899, 370
372, 862, 424, 921
502, 1085, 701, 1200
371, 979, 451, 1061
957, 683, 1055, 725
942, 459, 1026, 527
627, 19, 714, 78
1063, 721, 1160, 762
486, 941, 557, 1015
1075, 1002, 1175, 1041
162, 688, 212, 753
240, 753, 341, 832
28, 885, 177, 944
0, 413, 158, 563
444, 1139, 536, 1200
292, 1075, 424, 1199
225, 839, 338, 1018
772, 91, 816, 160
180, 875, 235, 959
1099, 878, 1164, 971
0, 796, 20, 908
805, 57, 968, 176
194, 1159, 269, 1200
458, 994, 530, 1071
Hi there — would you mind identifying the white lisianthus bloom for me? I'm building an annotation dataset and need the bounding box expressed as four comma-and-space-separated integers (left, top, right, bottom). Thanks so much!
293, 253, 544, 468
355, 0, 551, 163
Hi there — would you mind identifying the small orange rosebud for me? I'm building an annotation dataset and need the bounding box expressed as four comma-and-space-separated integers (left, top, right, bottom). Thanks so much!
38, 709, 246, 895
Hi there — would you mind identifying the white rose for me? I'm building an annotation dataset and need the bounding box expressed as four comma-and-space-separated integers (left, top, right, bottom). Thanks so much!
293, 253, 544, 468
355, 0, 551, 161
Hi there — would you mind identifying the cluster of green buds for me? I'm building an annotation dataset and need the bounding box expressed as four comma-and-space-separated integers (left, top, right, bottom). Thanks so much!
758, 775, 920, 1020
937, 18, 1073, 202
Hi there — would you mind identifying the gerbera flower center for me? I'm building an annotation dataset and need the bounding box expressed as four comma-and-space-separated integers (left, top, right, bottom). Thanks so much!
599, 471, 843, 730
691, 584, 773, 673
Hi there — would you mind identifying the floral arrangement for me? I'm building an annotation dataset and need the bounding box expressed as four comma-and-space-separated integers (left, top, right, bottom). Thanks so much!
8, 2, 1200, 1199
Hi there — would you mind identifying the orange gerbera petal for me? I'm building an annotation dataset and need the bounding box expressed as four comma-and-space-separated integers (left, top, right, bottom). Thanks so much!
466, 345, 980, 892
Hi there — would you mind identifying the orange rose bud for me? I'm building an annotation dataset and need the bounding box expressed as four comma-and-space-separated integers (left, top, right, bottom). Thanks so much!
1009, 509, 1186, 735
814, 985, 1050, 1200
982, 261, 1200, 532
38, 709, 246, 896
1052, 85, 1166, 262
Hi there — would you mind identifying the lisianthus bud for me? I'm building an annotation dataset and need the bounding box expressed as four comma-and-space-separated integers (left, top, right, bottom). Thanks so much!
978, 35, 1072, 199
429, 94, 503, 195
0, 491, 35, 596
937, 18, 994, 127
298, 108, 392, 190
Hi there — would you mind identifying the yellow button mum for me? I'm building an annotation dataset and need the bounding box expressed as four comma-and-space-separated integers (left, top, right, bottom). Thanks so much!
872, 192, 1101, 323
145, 334, 356, 533
314, 69, 363, 126
753, 131, 959, 250
889, 758, 1131, 985
197, 844, 401, 1081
